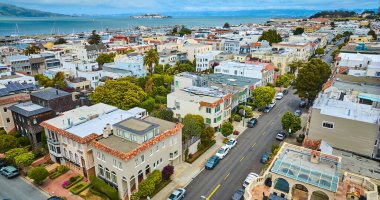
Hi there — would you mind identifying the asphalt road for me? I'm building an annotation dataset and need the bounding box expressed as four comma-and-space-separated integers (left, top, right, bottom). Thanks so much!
0, 175, 48, 200
185, 89, 300, 200
322, 38, 345, 64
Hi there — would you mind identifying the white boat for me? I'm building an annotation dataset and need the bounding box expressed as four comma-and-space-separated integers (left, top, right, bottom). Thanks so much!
19, 38, 37, 44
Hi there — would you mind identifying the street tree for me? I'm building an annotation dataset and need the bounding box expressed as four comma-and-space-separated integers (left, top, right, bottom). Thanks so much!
294, 58, 331, 105
331, 49, 340, 61
368, 30, 377, 40
293, 27, 304, 35
281, 112, 302, 135
88, 30, 101, 45
251, 86, 275, 108
223, 22, 230, 28
28, 166, 49, 185
276, 74, 293, 89
96, 53, 116, 66
0, 135, 18, 153
201, 126, 215, 147
5, 148, 27, 161
144, 49, 159, 76
288, 60, 305, 74
15, 153, 34, 168
221, 121, 233, 138
258, 30, 282, 45
315, 48, 325, 55
182, 114, 204, 144
90, 78, 147, 110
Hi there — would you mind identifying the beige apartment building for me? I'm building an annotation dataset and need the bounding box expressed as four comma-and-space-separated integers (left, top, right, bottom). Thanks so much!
0, 93, 30, 133
91, 117, 182, 199
251, 48, 295, 75
272, 42, 313, 61
40, 103, 147, 178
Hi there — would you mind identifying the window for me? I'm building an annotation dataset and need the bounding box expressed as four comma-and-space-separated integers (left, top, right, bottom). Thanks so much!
99, 165, 104, 176
160, 158, 162, 163
69, 151, 73, 161
78, 143, 82, 151
141, 155, 145, 163
118, 161, 123, 169
97, 151, 101, 159
162, 142, 165, 148
33, 118, 37, 124
56, 147, 61, 154
75, 154, 79, 164
101, 153, 105, 161
135, 159, 139, 166
111, 171, 117, 183
113, 159, 117, 167
156, 145, 159, 151
105, 168, 110, 180
322, 121, 334, 129
206, 118, 211, 124
73, 141, 77, 148
170, 153, 173, 158
3, 107, 7, 112
215, 104, 220, 112
6, 118, 10, 123
63, 137, 67, 144
206, 107, 211, 113
150, 149, 153, 156
64, 148, 68, 158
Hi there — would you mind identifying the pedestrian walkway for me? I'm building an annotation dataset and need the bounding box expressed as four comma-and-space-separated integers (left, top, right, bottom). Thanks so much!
40, 170, 84, 200
153, 123, 249, 200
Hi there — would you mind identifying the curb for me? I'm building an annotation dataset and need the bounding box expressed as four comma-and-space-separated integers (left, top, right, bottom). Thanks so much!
19, 175, 51, 198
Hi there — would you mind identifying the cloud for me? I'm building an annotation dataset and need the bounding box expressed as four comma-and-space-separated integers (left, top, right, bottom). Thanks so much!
4, 0, 379, 14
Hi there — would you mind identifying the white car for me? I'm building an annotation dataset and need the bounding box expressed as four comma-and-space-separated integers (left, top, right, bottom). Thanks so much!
226, 138, 237, 149
215, 146, 230, 159
243, 172, 259, 188
275, 92, 284, 100
167, 188, 186, 200
269, 100, 276, 108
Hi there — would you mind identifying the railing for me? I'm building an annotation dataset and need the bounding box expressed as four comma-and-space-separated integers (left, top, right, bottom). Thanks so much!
342, 172, 378, 200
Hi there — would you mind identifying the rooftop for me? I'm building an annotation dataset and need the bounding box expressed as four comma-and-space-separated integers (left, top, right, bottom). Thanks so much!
114, 117, 158, 135
168, 87, 226, 104
31, 88, 70, 100
204, 73, 260, 88
9, 101, 52, 117
338, 52, 380, 62
6, 55, 29, 62
270, 144, 341, 192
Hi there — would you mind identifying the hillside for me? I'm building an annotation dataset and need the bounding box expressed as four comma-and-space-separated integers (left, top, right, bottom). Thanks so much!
0, 3, 67, 17
309, 10, 357, 19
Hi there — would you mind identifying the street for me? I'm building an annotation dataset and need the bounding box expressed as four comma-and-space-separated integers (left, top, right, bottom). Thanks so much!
0, 175, 48, 200
322, 38, 345, 64
185, 89, 300, 200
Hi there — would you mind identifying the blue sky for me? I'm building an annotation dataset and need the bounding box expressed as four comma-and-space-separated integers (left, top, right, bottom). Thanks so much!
4, 0, 379, 15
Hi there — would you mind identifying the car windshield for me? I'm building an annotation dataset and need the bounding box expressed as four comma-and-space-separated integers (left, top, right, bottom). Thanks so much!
227, 141, 233, 145
218, 149, 224, 154
168, 194, 176, 199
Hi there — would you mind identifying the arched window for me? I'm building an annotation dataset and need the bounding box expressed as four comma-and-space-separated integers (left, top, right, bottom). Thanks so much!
105, 168, 110, 180
111, 171, 117, 183
98, 165, 104, 176
75, 153, 79, 165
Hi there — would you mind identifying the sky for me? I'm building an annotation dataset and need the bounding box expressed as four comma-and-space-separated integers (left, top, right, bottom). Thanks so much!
4, 0, 379, 15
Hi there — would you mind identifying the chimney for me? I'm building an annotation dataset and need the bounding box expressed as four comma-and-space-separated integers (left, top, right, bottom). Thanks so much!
103, 123, 111, 138
310, 151, 320, 164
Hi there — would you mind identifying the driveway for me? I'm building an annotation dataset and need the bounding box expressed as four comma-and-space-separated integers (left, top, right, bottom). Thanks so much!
0, 174, 48, 200
184, 89, 300, 200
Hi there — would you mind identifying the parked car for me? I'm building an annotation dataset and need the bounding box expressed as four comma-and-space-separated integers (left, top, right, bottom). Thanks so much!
276, 131, 286, 141
299, 99, 306, 108
231, 188, 245, 200
269, 100, 276, 108
205, 155, 220, 170
0, 166, 19, 179
247, 118, 258, 128
260, 152, 270, 164
226, 138, 237, 149
215, 146, 230, 159
294, 109, 302, 117
167, 188, 186, 200
275, 92, 284, 100
263, 106, 271, 113
47, 197, 64, 200
243, 172, 259, 188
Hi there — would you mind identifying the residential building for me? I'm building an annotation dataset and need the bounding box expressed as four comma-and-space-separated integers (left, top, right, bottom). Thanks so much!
251, 48, 295, 75
214, 61, 276, 86
340, 43, 380, 55
335, 52, 380, 77
40, 103, 147, 178
30, 88, 76, 114
272, 42, 313, 61
179, 43, 212, 61
77, 44, 107, 61
103, 54, 147, 77
224, 40, 240, 54
0, 72, 35, 85
158, 50, 187, 66
91, 116, 182, 199
244, 143, 378, 200
4, 55, 31, 74
0, 93, 30, 133
195, 51, 222, 72
349, 35, 373, 43
167, 86, 232, 131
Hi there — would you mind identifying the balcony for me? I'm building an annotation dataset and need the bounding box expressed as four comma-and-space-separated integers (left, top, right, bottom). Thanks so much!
47, 138, 60, 145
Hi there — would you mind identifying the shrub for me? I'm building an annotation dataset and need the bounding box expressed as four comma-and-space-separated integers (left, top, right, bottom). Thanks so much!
28, 166, 49, 185
162, 165, 174, 180
221, 121, 234, 138
130, 192, 141, 200
17, 136, 31, 147
223, 138, 229, 144
233, 114, 242, 122
233, 130, 239, 135
271, 144, 280, 153
90, 176, 119, 200
63, 175, 83, 189
148, 170, 162, 186
138, 178, 155, 197
197, 143, 205, 151
32, 148, 46, 159
49, 165, 69, 179
69, 182, 91, 195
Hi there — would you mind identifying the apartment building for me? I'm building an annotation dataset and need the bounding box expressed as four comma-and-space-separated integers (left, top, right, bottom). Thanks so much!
167, 86, 232, 131
91, 116, 182, 199
195, 51, 222, 72
30, 88, 75, 114
40, 103, 147, 178
0, 93, 30, 133
102, 54, 147, 77
272, 42, 313, 61
336, 52, 380, 77
179, 43, 212, 61
244, 143, 378, 200
224, 40, 241, 54
251, 48, 295, 75
77, 44, 107, 62
158, 50, 187, 66
214, 61, 275, 86
4, 55, 31, 74
349, 35, 373, 43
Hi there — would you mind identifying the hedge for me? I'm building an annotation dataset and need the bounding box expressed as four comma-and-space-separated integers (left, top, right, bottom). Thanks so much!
69, 182, 91, 195
90, 176, 119, 200
49, 165, 69, 179
89, 187, 110, 200
63, 175, 83, 189
186, 140, 216, 164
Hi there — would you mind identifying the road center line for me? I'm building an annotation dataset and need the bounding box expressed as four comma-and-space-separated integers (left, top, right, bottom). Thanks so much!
224, 172, 230, 180
252, 142, 256, 148
240, 155, 245, 162
262, 131, 266, 136
207, 184, 221, 200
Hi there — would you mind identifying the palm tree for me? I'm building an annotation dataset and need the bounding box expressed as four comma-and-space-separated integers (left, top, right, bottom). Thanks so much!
144, 49, 159, 76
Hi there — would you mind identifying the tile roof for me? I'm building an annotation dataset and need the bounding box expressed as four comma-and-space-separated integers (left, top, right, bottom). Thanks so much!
91, 123, 183, 162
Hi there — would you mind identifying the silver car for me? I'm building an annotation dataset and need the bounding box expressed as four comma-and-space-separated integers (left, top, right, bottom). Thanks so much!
167, 188, 186, 200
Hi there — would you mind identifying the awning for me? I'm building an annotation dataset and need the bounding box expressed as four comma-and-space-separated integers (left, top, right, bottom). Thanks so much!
358, 93, 380, 102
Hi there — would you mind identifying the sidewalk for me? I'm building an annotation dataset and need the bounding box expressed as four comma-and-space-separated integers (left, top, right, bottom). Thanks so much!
153, 122, 249, 200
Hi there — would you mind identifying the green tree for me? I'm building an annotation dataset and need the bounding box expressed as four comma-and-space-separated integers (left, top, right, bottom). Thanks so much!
155, 109, 173, 121
154, 64, 164, 74
251, 86, 275, 108
138, 178, 155, 197
179, 26, 192, 36
368, 29, 377, 40
24, 45, 40, 55
223, 22, 230, 29
331, 49, 340, 60
16, 137, 30, 147
35, 72, 66, 89
288, 60, 305, 74
332, 34, 343, 42
182, 114, 204, 144
144, 76, 154, 95
276, 74, 293, 89
15, 153, 34, 168
96, 53, 116, 66
5, 148, 27, 161
0, 135, 18, 153
201, 126, 214, 147
343, 31, 353, 37
294, 58, 331, 104
147, 169, 162, 186
90, 78, 147, 110
221, 121, 233, 138
88, 30, 101, 45
315, 48, 325, 55
258, 30, 282, 45
281, 112, 302, 135
139, 97, 156, 113
54, 38, 67, 45
293, 27, 304, 35
144, 49, 159, 76
28, 166, 48, 185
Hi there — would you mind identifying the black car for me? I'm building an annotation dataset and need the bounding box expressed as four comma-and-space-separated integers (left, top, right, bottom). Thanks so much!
299, 100, 306, 108
231, 188, 245, 200
283, 89, 288, 95
0, 159, 7, 169
247, 118, 258, 128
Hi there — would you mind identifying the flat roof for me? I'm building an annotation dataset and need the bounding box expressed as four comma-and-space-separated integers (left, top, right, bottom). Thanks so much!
6, 55, 29, 62
204, 73, 260, 88
31, 88, 70, 100
114, 117, 158, 135
96, 135, 139, 153
339, 52, 380, 62
9, 101, 52, 117
271, 145, 341, 192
